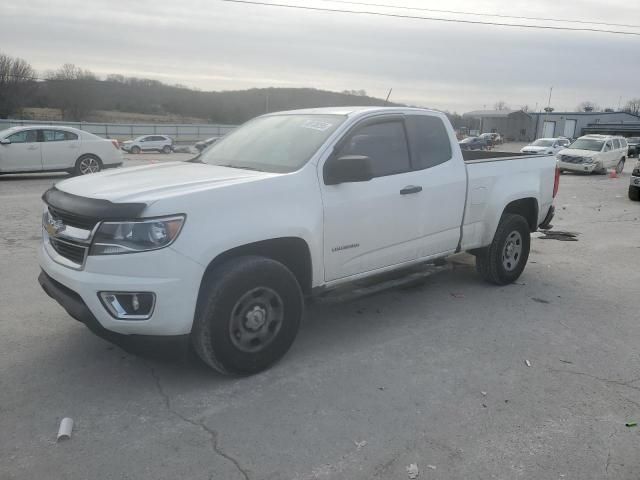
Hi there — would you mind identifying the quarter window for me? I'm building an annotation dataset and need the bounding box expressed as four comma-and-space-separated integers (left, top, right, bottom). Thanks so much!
405, 115, 452, 170
7, 130, 38, 143
337, 120, 411, 177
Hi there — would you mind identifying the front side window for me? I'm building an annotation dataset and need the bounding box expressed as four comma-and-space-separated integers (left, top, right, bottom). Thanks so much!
613, 139, 621, 149
200, 114, 346, 173
604, 141, 612, 152
7, 130, 38, 143
337, 120, 410, 177
405, 115, 452, 170
532, 139, 554, 147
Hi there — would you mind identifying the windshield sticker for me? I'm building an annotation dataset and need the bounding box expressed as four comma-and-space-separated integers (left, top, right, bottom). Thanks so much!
301, 120, 333, 131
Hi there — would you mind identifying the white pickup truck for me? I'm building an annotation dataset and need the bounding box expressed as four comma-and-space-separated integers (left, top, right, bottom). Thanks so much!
38, 107, 558, 375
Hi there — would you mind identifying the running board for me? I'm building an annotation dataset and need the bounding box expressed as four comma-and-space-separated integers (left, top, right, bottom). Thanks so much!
311, 261, 453, 304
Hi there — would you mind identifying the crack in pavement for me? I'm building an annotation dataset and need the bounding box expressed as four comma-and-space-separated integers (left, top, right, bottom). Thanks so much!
149, 366, 251, 480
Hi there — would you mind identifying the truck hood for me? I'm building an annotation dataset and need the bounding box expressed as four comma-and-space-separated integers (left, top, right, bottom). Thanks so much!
558, 148, 599, 158
55, 161, 276, 203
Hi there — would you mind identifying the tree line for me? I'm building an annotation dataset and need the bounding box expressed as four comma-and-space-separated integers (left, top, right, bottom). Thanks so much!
0, 53, 399, 124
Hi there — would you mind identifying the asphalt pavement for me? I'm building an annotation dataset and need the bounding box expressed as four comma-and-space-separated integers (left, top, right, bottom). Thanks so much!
1, 151, 639, 479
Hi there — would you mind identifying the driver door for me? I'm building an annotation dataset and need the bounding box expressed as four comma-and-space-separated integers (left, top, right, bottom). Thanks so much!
0, 129, 42, 172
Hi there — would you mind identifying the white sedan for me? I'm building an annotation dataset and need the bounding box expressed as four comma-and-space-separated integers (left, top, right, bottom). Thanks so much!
0, 126, 123, 175
520, 138, 568, 155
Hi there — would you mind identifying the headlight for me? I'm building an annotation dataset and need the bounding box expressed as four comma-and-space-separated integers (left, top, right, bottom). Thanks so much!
90, 215, 185, 255
583, 157, 594, 164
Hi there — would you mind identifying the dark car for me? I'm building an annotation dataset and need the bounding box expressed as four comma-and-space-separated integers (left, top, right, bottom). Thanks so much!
459, 136, 487, 150
195, 137, 219, 152
626, 137, 639, 158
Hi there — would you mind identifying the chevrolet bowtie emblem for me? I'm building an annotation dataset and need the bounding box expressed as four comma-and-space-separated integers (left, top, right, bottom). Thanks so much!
45, 217, 65, 236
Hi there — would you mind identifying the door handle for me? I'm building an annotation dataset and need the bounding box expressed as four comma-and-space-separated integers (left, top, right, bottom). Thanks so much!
400, 185, 422, 195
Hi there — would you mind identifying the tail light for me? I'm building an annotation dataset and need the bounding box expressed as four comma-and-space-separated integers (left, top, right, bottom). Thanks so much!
553, 166, 560, 198
110, 140, 120, 149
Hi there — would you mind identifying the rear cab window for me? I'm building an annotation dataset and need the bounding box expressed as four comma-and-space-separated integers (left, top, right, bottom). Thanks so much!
405, 115, 452, 170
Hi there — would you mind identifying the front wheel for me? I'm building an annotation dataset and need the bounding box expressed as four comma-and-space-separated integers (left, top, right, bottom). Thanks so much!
74, 155, 102, 175
192, 256, 303, 375
476, 214, 531, 285
130, 146, 141, 154
162, 145, 171, 154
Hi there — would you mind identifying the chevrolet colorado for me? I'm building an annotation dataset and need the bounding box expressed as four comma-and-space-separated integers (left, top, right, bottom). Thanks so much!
38, 107, 558, 375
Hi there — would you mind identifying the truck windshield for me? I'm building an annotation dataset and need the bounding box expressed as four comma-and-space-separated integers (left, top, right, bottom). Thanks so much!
532, 139, 553, 147
199, 114, 346, 173
569, 138, 604, 151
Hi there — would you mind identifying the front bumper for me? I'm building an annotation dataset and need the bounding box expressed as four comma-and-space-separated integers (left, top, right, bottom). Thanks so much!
38, 270, 190, 356
38, 241, 205, 337
557, 160, 598, 172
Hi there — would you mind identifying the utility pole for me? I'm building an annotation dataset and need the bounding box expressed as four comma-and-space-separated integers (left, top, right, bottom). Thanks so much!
618, 96, 622, 111
542, 86, 553, 137
265, 93, 270, 113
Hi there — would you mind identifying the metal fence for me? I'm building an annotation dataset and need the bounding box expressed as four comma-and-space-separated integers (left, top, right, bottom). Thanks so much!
0, 119, 238, 143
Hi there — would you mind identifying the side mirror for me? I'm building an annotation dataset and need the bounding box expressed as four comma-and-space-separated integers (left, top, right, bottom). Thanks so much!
324, 155, 374, 185
0, 138, 10, 145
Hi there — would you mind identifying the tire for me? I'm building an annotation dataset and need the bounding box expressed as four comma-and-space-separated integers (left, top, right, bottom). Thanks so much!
131, 146, 141, 154
74, 155, 102, 175
162, 145, 171, 154
475, 213, 531, 285
629, 186, 640, 201
615, 158, 625, 174
192, 256, 303, 375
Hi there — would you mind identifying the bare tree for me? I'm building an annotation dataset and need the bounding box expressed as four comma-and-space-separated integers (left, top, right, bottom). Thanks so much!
576, 101, 600, 112
520, 105, 530, 112
0, 52, 36, 118
623, 98, 640, 115
46, 64, 98, 120
493, 100, 508, 111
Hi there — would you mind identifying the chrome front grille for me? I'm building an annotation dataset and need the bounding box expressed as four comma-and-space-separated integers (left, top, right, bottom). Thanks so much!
559, 155, 584, 164
49, 237, 88, 265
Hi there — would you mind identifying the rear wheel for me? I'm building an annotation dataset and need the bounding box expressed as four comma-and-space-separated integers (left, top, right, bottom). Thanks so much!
629, 186, 640, 201
192, 256, 303, 375
74, 155, 102, 175
476, 214, 531, 285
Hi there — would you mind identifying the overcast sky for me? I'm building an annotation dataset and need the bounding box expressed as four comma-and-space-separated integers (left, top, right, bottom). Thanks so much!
1, 0, 639, 112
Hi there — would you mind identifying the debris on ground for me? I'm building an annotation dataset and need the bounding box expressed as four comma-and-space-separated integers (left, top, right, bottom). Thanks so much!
406, 463, 419, 479
354, 440, 367, 450
532, 297, 551, 304
481, 391, 487, 396
538, 230, 579, 242
525, 360, 532, 367
427, 465, 436, 470
450, 292, 465, 299
57, 417, 74, 441
625, 421, 637, 427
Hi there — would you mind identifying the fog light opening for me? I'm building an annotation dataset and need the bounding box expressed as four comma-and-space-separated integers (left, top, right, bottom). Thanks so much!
99, 292, 155, 320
